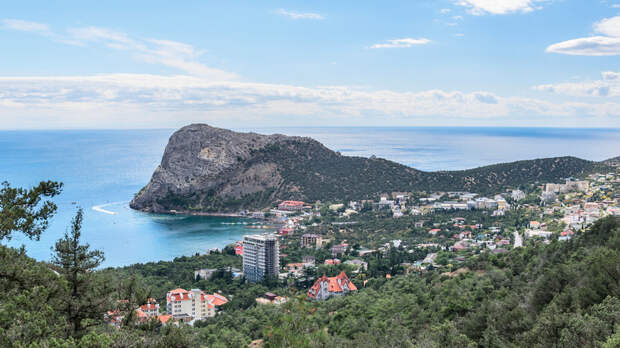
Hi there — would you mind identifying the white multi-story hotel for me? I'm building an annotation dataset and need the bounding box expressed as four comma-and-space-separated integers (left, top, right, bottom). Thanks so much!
166, 288, 228, 321
242, 234, 279, 283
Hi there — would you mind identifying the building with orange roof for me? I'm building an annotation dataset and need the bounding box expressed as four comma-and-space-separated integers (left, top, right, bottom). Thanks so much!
278, 200, 305, 211
307, 271, 357, 301
166, 288, 228, 321
323, 258, 341, 265
135, 308, 148, 322
139, 298, 159, 317
157, 314, 173, 325
206, 293, 229, 307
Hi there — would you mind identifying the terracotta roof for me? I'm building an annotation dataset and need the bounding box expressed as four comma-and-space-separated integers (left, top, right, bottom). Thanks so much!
140, 303, 158, 311
167, 288, 199, 302
157, 314, 172, 324
307, 271, 357, 299
280, 200, 305, 205
324, 259, 341, 265
169, 288, 188, 294
207, 293, 228, 307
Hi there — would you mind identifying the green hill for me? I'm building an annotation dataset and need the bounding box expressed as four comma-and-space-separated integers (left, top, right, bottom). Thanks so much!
131, 125, 612, 213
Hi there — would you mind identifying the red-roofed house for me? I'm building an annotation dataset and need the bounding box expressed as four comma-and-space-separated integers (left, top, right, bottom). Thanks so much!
139, 298, 159, 318
307, 271, 357, 300
278, 200, 305, 211
166, 288, 228, 321
235, 243, 243, 255
206, 293, 229, 307
135, 308, 148, 322
279, 227, 293, 236
157, 314, 172, 325
323, 258, 341, 265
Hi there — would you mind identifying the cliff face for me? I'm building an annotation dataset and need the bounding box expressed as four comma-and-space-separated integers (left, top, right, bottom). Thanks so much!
130, 124, 328, 213
131, 124, 609, 213
130, 123, 416, 213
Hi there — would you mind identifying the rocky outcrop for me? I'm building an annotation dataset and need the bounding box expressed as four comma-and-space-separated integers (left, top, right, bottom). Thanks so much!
131, 124, 611, 213
130, 124, 315, 213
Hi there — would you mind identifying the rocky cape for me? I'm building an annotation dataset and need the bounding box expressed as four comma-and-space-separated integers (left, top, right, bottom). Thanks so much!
130, 124, 611, 214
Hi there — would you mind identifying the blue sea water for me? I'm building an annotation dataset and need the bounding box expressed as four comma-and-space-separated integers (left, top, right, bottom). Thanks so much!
1, 127, 619, 267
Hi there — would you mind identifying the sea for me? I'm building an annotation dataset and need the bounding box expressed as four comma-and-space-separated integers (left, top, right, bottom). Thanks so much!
1, 127, 619, 267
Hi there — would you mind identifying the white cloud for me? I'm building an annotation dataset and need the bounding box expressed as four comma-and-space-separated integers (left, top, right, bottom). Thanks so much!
370, 38, 431, 49
1, 19, 236, 80
456, 0, 544, 15
595, 15, 620, 37
275, 9, 324, 20
440, 8, 452, 14
1, 19, 618, 128
546, 16, 620, 56
2, 19, 51, 34
0, 73, 618, 129
532, 71, 620, 97
602, 71, 620, 80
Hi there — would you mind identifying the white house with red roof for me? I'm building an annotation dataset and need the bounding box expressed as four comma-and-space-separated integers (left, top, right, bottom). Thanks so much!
166, 288, 228, 321
278, 200, 305, 211
138, 298, 159, 318
307, 271, 357, 301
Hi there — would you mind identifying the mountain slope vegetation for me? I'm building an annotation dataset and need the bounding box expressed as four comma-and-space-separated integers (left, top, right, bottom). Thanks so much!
131, 124, 611, 213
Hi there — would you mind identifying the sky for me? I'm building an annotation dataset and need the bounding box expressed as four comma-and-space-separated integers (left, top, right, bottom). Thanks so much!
0, 0, 619, 129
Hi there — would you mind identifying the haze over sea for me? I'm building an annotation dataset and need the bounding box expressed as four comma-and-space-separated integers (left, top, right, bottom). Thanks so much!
2, 127, 619, 267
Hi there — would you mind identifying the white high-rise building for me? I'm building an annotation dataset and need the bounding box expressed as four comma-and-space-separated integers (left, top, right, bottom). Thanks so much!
243, 234, 279, 283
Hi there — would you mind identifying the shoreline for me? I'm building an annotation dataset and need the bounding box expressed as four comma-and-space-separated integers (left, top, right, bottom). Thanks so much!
168, 210, 247, 218
129, 203, 249, 218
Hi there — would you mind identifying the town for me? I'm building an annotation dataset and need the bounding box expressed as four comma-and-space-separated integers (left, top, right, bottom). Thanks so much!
107, 166, 620, 332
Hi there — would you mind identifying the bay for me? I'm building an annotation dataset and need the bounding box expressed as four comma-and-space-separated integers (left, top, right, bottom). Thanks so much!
1, 127, 618, 267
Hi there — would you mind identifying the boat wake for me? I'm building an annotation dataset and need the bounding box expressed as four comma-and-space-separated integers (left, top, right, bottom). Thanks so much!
92, 202, 125, 215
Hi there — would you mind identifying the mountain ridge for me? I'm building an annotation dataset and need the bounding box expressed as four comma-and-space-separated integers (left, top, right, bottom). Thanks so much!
130, 124, 612, 213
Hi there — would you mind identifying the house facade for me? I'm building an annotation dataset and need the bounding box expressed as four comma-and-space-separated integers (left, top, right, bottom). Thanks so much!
307, 271, 357, 300
166, 288, 228, 321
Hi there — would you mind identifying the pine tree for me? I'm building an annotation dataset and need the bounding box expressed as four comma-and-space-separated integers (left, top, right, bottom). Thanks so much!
0, 180, 62, 241
52, 208, 110, 338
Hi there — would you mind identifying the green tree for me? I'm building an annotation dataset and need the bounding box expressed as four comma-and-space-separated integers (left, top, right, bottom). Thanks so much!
0, 180, 62, 241
52, 208, 111, 338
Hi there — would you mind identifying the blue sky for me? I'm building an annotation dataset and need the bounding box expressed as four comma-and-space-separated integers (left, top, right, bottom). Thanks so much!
0, 0, 619, 129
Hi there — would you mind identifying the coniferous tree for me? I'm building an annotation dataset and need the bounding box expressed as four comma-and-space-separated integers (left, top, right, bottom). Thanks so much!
52, 208, 110, 338
0, 180, 62, 241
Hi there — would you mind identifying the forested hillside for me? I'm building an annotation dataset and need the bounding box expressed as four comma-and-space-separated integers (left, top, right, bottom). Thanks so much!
154, 216, 620, 347
2, 179, 618, 348
254, 138, 607, 201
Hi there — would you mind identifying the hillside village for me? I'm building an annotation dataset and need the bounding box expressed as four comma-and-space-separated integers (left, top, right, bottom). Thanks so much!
116, 167, 620, 328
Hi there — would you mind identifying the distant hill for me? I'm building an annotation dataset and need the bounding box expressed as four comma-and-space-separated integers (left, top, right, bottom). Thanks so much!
130, 124, 613, 213
603, 156, 620, 167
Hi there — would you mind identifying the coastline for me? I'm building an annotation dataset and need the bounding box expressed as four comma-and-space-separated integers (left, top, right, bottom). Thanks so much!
169, 210, 248, 218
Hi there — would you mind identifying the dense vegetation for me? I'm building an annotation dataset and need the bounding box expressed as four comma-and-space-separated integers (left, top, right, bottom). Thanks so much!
2, 180, 619, 347
142, 216, 620, 347
236, 138, 609, 207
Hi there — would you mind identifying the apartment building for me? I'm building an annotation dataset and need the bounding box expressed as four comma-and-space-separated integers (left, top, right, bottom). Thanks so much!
301, 233, 322, 248
166, 288, 228, 321
242, 234, 279, 283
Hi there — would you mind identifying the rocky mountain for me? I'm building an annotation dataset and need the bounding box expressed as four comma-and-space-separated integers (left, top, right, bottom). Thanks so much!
130, 124, 611, 213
